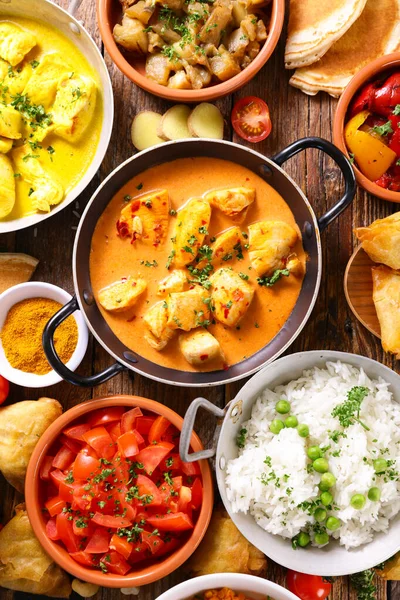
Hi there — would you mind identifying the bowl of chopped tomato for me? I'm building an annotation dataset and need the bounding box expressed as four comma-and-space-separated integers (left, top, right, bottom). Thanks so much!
334, 52, 400, 202
25, 395, 213, 587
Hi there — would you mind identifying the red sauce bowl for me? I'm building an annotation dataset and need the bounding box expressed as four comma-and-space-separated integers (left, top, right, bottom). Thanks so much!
25, 395, 213, 588
333, 52, 400, 203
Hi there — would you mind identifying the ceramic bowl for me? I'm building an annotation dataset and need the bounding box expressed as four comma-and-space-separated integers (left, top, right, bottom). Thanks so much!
25, 395, 214, 588
333, 52, 400, 202
155, 573, 299, 600
96, 0, 285, 102
0, 282, 88, 388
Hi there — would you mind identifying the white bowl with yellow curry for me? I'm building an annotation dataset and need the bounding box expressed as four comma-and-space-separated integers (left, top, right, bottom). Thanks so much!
0, 0, 113, 233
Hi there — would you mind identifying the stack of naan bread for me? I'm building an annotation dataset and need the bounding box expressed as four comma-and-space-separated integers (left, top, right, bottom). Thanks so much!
285, 0, 400, 96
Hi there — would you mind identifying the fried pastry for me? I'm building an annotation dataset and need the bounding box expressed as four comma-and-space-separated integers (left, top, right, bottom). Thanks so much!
355, 212, 400, 270
372, 265, 400, 358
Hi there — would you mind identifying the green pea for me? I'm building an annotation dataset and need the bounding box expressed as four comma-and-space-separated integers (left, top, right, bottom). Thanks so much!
373, 458, 387, 474
320, 491, 333, 506
319, 472, 336, 491
270, 419, 285, 435
350, 494, 366, 510
314, 532, 329, 545
368, 487, 381, 502
297, 424, 309, 438
284, 415, 298, 428
307, 446, 322, 460
313, 458, 329, 473
275, 400, 291, 414
297, 531, 310, 547
326, 516, 341, 531
314, 508, 327, 522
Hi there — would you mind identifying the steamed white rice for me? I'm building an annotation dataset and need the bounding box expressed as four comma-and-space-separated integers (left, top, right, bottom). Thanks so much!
225, 361, 400, 550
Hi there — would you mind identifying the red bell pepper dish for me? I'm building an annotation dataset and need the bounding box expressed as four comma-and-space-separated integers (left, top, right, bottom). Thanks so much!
346, 72, 400, 191
41, 407, 203, 575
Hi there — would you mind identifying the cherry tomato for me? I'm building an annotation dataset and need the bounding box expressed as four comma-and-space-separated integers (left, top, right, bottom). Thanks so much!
287, 571, 332, 600
0, 376, 9, 405
231, 96, 272, 143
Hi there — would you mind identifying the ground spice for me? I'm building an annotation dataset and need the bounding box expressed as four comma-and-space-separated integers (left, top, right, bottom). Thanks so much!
1, 297, 78, 375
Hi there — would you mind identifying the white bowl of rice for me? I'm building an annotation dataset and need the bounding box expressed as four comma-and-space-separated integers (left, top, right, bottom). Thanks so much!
214, 351, 400, 576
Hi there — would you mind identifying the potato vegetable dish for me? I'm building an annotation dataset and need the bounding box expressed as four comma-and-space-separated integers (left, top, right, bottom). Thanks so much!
112, 0, 271, 89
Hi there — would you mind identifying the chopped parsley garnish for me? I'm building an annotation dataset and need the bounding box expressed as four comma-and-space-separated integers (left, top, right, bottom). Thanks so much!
393, 105, 400, 116
65, 472, 74, 484
331, 386, 370, 431
144, 260, 158, 267
75, 517, 88, 528
188, 234, 197, 246
28, 187, 34, 197
236, 428, 247, 448
257, 269, 290, 287
234, 241, 244, 260
198, 225, 208, 234
166, 249, 175, 269
373, 121, 393, 137
124, 194, 132, 201
239, 272, 249, 280
30, 60, 40, 69
169, 208, 177, 216
71, 87, 83, 102
93, 468, 115, 483
22, 153, 40, 162
47, 146, 55, 161
136, 182, 143, 190
222, 252, 233, 261
145, 199, 152, 208
11, 93, 52, 130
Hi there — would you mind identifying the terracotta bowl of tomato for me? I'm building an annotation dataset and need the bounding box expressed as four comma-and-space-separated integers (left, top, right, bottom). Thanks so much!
333, 52, 400, 202
25, 395, 213, 588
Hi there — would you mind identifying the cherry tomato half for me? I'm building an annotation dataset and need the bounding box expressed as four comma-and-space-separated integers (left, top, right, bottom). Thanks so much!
0, 376, 9, 405
231, 96, 272, 143
287, 571, 332, 600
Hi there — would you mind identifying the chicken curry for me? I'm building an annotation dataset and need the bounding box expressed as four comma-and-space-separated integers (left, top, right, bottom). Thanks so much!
0, 17, 102, 221
90, 157, 306, 372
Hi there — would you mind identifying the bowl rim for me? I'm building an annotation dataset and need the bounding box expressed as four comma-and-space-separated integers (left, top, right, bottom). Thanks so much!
0, 281, 88, 387
25, 395, 214, 587
96, 0, 285, 102
333, 51, 400, 203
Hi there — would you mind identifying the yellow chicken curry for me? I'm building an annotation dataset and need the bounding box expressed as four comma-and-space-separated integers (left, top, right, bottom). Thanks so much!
90, 157, 306, 372
0, 17, 102, 221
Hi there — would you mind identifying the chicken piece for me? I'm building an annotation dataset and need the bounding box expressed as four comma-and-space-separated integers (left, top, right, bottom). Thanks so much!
98, 276, 147, 313
240, 14, 257, 41
256, 19, 267, 41
52, 74, 97, 142
210, 268, 254, 327
125, 1, 155, 24
167, 287, 211, 331
12, 147, 63, 213
210, 45, 241, 81
172, 197, 211, 267
286, 253, 304, 277
0, 23, 36, 67
168, 70, 192, 89
1, 62, 33, 100
0, 106, 22, 139
204, 187, 255, 217
0, 136, 13, 154
0, 58, 8, 80
117, 189, 169, 247
179, 329, 223, 366
144, 300, 175, 350
211, 226, 243, 265
199, 3, 233, 45
183, 63, 212, 89
248, 220, 299, 277
113, 15, 148, 53
23, 53, 71, 110
227, 28, 250, 60
0, 154, 16, 219
146, 54, 173, 86
157, 270, 187, 295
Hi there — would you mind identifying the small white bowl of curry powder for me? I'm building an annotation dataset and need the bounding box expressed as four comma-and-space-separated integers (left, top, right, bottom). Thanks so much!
0, 282, 88, 387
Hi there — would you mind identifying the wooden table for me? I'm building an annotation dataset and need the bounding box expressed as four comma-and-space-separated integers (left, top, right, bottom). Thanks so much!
1, 1, 399, 598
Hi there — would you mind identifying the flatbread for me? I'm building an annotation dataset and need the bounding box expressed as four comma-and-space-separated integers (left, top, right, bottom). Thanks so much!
290, 0, 400, 96
285, 0, 368, 69
0, 253, 38, 294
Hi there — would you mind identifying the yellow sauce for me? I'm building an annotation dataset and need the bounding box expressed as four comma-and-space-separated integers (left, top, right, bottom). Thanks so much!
90, 158, 306, 373
0, 16, 103, 220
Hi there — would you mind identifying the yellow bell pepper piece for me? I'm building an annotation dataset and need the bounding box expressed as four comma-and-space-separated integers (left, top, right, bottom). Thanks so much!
345, 111, 397, 181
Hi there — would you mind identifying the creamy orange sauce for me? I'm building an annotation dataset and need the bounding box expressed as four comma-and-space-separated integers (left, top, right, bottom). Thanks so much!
89, 157, 306, 372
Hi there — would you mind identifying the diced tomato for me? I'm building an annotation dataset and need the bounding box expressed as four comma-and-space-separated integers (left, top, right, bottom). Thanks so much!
52, 446, 76, 470
56, 512, 81, 553
135, 415, 156, 435
133, 429, 145, 446
172, 475, 182, 491
113, 453, 131, 486
91, 512, 132, 529
163, 454, 182, 472
59, 480, 77, 502
63, 423, 91, 441
110, 534, 133, 560
389, 126, 400, 156
191, 477, 203, 510
85, 527, 111, 554
118, 431, 139, 458
161, 425, 180, 446
154, 536, 181, 558
136, 474, 162, 505
146, 512, 194, 531
88, 407, 125, 427
46, 517, 59, 541
73, 517, 91, 537
177, 486, 192, 514
181, 460, 200, 477
148, 416, 170, 444
128, 541, 150, 563
71, 487, 93, 512
136, 442, 174, 475
60, 435, 82, 454
100, 551, 131, 575
107, 421, 122, 442
40, 456, 54, 481
82, 426, 115, 459
45, 496, 66, 517
70, 551, 97, 567
73, 452, 100, 480
142, 530, 165, 555
121, 407, 143, 434
49, 468, 65, 487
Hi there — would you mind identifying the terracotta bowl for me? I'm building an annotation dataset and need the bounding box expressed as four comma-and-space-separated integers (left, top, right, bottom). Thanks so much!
333, 52, 400, 203
25, 395, 213, 588
96, 0, 285, 102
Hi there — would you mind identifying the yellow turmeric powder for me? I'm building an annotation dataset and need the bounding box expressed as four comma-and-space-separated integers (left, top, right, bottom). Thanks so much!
1, 298, 78, 375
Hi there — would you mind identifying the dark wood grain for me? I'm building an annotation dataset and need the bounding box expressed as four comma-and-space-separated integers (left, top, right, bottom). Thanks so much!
0, 0, 398, 599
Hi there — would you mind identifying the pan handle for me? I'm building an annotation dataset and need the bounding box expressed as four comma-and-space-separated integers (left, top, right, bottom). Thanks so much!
43, 296, 126, 388
180, 397, 229, 462
271, 137, 356, 232
67, 0, 84, 16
